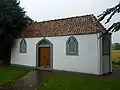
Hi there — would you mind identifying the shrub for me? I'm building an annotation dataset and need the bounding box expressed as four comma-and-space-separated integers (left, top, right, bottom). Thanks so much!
112, 50, 120, 66
112, 58, 120, 65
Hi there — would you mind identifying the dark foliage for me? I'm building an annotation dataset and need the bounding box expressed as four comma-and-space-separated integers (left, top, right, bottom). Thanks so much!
98, 2, 120, 34
0, 0, 31, 63
112, 60, 120, 66
112, 43, 120, 50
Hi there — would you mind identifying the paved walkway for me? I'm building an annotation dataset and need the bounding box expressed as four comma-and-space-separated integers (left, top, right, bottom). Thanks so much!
0, 69, 120, 90
0, 70, 52, 90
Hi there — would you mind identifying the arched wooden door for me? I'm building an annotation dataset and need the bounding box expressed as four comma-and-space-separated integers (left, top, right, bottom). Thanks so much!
40, 47, 50, 68
36, 38, 53, 69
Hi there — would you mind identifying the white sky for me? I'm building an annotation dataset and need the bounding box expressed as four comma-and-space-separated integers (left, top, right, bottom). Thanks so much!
20, 0, 120, 43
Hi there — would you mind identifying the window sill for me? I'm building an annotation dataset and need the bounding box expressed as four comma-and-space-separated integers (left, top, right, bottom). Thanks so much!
66, 53, 79, 56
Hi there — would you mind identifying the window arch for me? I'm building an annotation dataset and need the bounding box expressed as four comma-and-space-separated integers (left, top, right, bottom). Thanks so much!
20, 38, 27, 53
38, 38, 51, 46
66, 36, 78, 55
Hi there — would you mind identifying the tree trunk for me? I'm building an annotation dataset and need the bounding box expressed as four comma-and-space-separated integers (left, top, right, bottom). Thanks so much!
0, 39, 11, 66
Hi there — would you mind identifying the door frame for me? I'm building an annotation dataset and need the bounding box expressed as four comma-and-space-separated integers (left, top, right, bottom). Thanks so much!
101, 34, 111, 74
36, 38, 53, 69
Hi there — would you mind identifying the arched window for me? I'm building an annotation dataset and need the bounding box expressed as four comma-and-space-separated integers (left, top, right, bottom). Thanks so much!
66, 36, 78, 55
20, 38, 27, 53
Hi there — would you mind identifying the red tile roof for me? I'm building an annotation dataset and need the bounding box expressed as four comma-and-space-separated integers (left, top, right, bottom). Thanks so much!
18, 14, 106, 38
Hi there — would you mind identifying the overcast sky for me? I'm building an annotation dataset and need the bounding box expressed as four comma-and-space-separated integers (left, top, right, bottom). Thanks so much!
20, 0, 120, 43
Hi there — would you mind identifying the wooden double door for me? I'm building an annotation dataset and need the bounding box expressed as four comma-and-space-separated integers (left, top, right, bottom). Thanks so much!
40, 47, 50, 68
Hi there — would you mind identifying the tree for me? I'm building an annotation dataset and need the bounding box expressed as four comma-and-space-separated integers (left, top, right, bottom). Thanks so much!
112, 43, 120, 50
98, 2, 120, 34
0, 0, 31, 64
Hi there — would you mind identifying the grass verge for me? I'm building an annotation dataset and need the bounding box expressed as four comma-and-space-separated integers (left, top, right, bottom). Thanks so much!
0, 66, 30, 86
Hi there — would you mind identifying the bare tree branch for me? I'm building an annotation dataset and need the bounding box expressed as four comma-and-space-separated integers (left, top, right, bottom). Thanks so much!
98, 2, 120, 34
98, 2, 120, 22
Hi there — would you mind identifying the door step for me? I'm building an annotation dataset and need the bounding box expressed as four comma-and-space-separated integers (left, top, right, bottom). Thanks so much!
36, 67, 52, 71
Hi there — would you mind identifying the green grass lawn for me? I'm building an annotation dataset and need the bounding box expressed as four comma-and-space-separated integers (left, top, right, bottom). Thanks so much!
38, 70, 120, 90
0, 67, 30, 86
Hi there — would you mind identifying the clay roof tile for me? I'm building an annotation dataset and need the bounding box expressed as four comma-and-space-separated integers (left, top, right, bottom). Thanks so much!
18, 14, 106, 38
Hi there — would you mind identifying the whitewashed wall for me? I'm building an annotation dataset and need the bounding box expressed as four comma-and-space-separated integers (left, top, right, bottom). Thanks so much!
11, 34, 101, 74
